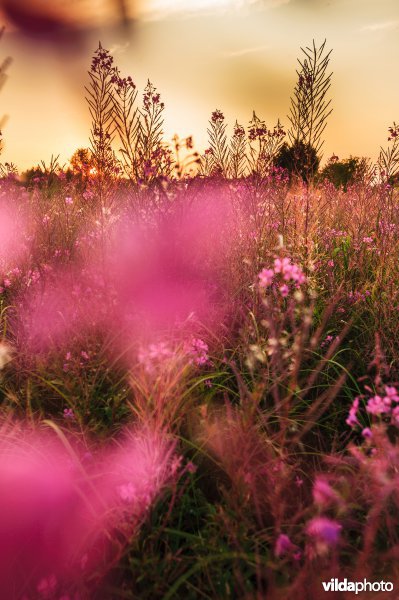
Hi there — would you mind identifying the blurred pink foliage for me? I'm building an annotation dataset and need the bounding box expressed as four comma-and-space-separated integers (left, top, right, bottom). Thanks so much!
0, 423, 180, 597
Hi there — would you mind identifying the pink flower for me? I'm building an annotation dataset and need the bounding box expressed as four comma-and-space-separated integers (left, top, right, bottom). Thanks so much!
275, 533, 295, 558
362, 427, 372, 439
306, 517, 342, 556
346, 397, 359, 427
65, 197, 73, 205
273, 257, 291, 274
258, 268, 274, 288
63, 408, 75, 420
279, 284, 289, 297
367, 395, 391, 415
190, 338, 209, 366
385, 386, 399, 402
313, 477, 339, 507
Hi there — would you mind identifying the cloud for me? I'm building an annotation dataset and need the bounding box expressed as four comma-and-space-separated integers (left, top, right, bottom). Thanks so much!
223, 44, 269, 58
139, 0, 290, 22
361, 21, 399, 32
109, 41, 130, 54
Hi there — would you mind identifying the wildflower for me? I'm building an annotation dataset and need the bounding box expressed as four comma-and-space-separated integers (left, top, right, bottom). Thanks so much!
273, 257, 291, 274
306, 517, 342, 556
346, 398, 359, 427
385, 386, 399, 402
279, 284, 289, 297
366, 395, 391, 415
211, 109, 224, 123
362, 427, 372, 439
65, 197, 73, 205
189, 338, 209, 366
321, 334, 334, 348
258, 268, 274, 288
118, 482, 136, 502
63, 408, 75, 420
275, 533, 296, 558
313, 477, 340, 507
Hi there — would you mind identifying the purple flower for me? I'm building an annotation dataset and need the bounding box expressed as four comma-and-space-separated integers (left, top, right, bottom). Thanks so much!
306, 517, 342, 555
275, 533, 295, 557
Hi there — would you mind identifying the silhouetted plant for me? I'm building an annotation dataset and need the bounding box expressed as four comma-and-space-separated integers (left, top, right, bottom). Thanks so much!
228, 120, 247, 179
288, 39, 332, 154
206, 109, 229, 177
112, 70, 140, 181
285, 39, 332, 181
378, 122, 399, 184
86, 43, 119, 198
171, 134, 200, 179
247, 112, 285, 177
136, 80, 173, 183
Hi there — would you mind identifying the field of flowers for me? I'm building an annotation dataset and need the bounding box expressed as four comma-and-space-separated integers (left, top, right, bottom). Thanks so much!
1, 42, 399, 599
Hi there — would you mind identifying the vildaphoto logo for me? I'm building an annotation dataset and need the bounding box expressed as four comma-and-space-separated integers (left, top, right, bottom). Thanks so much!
322, 579, 393, 594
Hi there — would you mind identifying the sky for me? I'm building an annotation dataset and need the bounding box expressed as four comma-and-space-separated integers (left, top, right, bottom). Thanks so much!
0, 0, 398, 171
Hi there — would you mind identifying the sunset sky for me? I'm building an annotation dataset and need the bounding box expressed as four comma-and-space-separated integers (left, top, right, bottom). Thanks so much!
0, 0, 398, 171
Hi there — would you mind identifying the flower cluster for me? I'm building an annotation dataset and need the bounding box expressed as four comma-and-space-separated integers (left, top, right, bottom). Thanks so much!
188, 337, 210, 366
91, 45, 114, 74
388, 122, 399, 141
346, 385, 399, 433
211, 109, 224, 124
258, 257, 306, 296
306, 516, 342, 557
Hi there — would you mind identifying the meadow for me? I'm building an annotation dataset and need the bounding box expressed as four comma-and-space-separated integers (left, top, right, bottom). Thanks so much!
1, 40, 399, 599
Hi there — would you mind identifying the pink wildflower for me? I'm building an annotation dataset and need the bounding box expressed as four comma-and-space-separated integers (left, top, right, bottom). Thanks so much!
366, 395, 391, 415
279, 284, 289, 297
362, 427, 372, 439
346, 397, 359, 427
63, 408, 75, 420
312, 477, 340, 507
306, 517, 342, 556
190, 338, 209, 366
258, 268, 274, 288
275, 533, 296, 558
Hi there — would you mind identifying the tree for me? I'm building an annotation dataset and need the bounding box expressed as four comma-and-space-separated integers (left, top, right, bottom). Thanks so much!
274, 140, 319, 182
319, 155, 368, 190
70, 148, 94, 178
